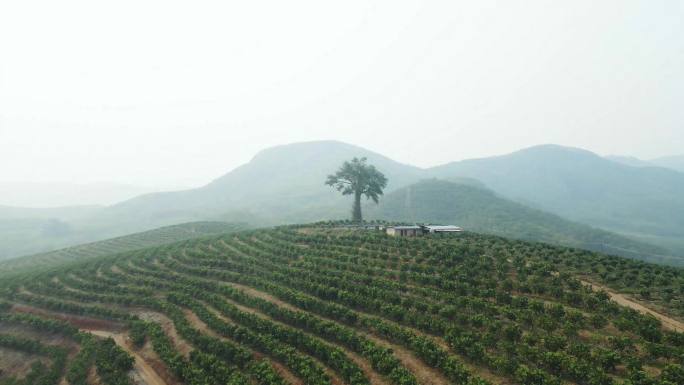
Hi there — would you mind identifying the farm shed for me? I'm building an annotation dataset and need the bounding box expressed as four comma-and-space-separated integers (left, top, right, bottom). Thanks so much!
386, 226, 422, 237
424, 225, 463, 233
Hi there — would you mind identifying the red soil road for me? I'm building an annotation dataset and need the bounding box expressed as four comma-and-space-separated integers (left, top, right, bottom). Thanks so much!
89, 330, 168, 385
10, 304, 170, 385
580, 279, 684, 332
11, 304, 123, 331
132, 310, 193, 357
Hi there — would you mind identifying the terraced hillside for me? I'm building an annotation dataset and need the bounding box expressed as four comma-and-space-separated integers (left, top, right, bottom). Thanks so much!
1, 225, 683, 385
0, 221, 244, 278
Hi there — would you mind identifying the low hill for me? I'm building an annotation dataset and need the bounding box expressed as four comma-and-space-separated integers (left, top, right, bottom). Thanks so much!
606, 154, 684, 174
3, 141, 684, 264
0, 221, 244, 278
0, 224, 682, 385
106, 140, 423, 226
368, 179, 677, 264
0, 141, 424, 259
651, 155, 684, 173
0, 205, 105, 260
605, 155, 658, 168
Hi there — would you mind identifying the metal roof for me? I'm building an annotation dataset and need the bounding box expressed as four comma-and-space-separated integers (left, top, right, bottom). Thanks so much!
425, 225, 462, 231
389, 226, 422, 230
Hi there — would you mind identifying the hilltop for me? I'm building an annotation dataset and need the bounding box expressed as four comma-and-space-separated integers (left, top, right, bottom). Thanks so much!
2, 141, 684, 264
106, 140, 423, 226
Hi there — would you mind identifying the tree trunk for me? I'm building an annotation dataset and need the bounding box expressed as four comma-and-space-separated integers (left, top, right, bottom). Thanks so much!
352, 191, 362, 223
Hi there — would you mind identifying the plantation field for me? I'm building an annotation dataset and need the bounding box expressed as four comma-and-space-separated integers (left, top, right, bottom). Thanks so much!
0, 221, 244, 279
0, 224, 683, 385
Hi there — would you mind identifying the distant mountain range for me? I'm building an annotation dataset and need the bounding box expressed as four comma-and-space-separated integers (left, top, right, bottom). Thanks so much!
652, 155, 684, 173
607, 154, 684, 173
1, 141, 683, 265
430, 145, 684, 247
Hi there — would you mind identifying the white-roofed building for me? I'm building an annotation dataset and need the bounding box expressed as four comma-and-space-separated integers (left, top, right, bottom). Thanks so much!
423, 225, 463, 233
386, 225, 422, 237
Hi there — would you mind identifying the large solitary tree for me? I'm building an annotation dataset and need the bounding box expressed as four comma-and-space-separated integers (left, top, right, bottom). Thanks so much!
326, 157, 388, 223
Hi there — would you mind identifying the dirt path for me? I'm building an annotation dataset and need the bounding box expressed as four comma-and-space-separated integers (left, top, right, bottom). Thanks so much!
132, 310, 193, 357
85, 366, 102, 385
12, 304, 123, 331
88, 330, 168, 385
9, 304, 167, 385
580, 279, 684, 332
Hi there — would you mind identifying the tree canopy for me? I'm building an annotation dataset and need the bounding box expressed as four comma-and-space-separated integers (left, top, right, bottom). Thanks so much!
325, 157, 387, 222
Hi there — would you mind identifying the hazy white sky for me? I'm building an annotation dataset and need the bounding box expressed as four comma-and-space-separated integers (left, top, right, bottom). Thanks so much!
1, 0, 683, 189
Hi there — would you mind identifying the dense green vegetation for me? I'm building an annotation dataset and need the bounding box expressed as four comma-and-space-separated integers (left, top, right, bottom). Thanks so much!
326, 157, 388, 223
0, 311, 133, 385
0, 221, 244, 278
0, 223, 682, 385
368, 180, 675, 265
431, 144, 684, 257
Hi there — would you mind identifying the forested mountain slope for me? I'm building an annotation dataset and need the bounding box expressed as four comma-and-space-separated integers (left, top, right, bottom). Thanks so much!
0, 141, 424, 259
3, 141, 684, 264
0, 225, 682, 385
430, 145, 684, 254
651, 155, 684, 173
605, 155, 658, 169
605, 155, 684, 174
106, 140, 423, 224
367, 179, 675, 265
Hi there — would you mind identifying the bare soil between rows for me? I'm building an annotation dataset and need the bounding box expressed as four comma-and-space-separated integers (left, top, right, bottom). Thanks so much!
580, 279, 684, 332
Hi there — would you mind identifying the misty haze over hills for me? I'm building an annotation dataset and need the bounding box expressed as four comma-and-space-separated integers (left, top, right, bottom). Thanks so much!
3, 3, 684, 383
1, 140, 683, 266
651, 155, 684, 173
607, 155, 684, 173
3, 146, 681, 210
431, 145, 684, 240
366, 179, 670, 262
0, 182, 154, 208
